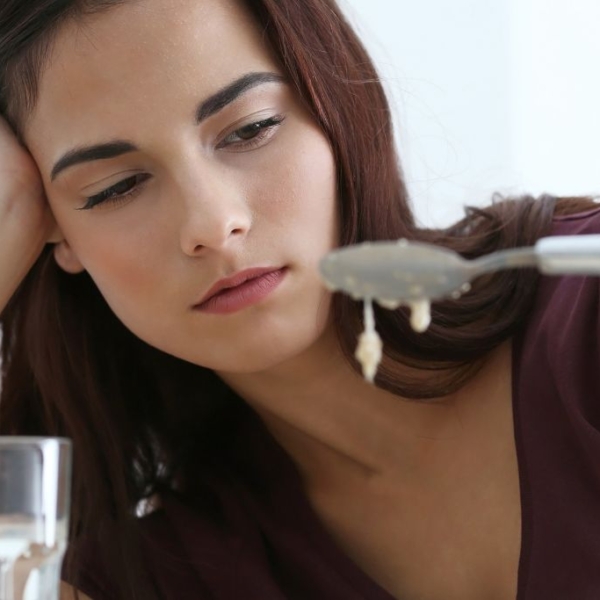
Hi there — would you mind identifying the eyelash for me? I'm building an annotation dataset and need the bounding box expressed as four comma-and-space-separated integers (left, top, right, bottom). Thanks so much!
79, 115, 285, 210
216, 115, 285, 150
78, 173, 150, 211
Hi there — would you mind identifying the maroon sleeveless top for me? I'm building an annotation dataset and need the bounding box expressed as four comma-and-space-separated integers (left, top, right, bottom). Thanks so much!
70, 208, 600, 599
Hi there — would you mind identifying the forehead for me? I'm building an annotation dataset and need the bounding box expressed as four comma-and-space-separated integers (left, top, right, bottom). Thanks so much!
26, 0, 279, 159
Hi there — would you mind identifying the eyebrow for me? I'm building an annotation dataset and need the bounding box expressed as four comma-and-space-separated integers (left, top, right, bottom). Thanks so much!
50, 71, 285, 181
196, 71, 285, 123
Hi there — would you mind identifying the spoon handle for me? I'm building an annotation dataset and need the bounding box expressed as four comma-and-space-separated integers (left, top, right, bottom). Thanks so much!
535, 234, 600, 275
470, 246, 538, 278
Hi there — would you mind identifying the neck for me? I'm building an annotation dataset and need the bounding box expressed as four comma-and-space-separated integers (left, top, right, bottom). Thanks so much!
217, 329, 491, 489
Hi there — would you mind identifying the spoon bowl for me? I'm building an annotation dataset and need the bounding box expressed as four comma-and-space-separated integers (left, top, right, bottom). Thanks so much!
320, 239, 477, 306
319, 234, 600, 307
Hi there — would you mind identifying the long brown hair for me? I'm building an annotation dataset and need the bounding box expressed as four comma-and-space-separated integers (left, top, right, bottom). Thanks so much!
0, 0, 596, 597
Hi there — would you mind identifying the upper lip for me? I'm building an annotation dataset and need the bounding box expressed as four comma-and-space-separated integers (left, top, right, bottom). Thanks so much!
194, 267, 283, 307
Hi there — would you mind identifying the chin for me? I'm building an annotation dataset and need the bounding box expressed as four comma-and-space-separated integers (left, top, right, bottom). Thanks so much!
197, 345, 309, 375
197, 323, 332, 376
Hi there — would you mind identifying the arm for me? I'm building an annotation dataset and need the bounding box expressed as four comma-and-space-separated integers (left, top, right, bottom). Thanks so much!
60, 582, 94, 600
0, 116, 57, 312
1, 118, 82, 597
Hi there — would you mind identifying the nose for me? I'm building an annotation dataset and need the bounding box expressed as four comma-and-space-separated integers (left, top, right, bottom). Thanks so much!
176, 168, 252, 257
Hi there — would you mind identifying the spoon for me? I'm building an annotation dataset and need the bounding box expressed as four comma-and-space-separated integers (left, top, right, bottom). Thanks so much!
319, 234, 600, 306
320, 233, 600, 380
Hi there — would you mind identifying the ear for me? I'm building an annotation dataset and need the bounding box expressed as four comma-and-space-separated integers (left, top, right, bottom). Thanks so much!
53, 238, 85, 274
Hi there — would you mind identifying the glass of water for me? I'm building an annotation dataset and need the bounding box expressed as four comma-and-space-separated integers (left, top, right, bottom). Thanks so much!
0, 438, 71, 600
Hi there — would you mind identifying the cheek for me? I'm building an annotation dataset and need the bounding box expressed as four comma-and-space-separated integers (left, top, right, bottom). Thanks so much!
82, 238, 177, 350
86, 246, 162, 340
253, 126, 338, 243
53, 206, 169, 317
87, 246, 153, 301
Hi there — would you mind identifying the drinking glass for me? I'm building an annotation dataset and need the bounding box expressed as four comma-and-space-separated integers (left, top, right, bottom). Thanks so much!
0, 438, 71, 600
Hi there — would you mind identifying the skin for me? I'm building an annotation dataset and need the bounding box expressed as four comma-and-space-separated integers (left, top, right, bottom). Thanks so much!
60, 582, 92, 600
0, 117, 56, 309
27, 0, 337, 375
19, 0, 521, 598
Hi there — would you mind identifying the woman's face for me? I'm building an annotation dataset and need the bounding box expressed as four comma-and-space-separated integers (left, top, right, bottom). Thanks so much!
24, 0, 338, 374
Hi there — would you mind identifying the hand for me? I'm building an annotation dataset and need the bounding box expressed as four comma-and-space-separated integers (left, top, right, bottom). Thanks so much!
0, 115, 57, 312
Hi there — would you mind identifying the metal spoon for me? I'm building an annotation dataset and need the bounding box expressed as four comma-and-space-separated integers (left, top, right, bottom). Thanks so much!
319, 234, 600, 306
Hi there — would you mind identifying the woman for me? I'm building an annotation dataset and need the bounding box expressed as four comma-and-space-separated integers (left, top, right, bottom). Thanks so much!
1, 0, 599, 598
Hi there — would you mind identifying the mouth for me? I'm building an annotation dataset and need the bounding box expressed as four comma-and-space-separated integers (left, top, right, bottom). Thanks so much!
193, 267, 288, 314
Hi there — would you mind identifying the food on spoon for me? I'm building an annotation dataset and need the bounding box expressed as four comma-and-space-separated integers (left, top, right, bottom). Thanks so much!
355, 296, 432, 383
355, 298, 382, 383
319, 241, 441, 381
407, 299, 431, 332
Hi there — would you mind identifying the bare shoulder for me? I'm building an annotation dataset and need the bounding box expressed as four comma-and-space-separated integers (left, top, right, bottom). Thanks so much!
60, 581, 94, 600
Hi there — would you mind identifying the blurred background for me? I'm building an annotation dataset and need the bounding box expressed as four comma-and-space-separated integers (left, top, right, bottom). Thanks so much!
340, 0, 600, 226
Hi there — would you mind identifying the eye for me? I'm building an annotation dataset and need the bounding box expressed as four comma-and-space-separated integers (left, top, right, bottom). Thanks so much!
79, 173, 151, 210
217, 115, 285, 151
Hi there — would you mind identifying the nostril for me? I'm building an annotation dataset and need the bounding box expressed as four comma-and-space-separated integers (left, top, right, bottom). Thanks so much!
230, 227, 245, 236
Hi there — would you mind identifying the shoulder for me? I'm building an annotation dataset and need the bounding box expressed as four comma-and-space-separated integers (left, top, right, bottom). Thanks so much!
517, 206, 600, 419
65, 414, 300, 599
529, 205, 600, 339
550, 204, 600, 235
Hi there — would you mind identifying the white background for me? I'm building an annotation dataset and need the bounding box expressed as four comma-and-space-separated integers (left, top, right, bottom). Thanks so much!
340, 0, 600, 226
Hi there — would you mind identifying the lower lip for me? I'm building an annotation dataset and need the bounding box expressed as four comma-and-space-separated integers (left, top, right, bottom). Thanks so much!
195, 268, 287, 314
